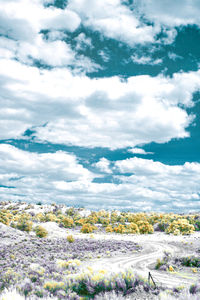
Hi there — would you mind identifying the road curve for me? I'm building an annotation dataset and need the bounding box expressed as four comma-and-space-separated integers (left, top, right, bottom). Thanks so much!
85, 238, 198, 289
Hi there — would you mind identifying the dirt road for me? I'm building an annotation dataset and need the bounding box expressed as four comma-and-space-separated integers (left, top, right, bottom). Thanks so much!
82, 235, 199, 289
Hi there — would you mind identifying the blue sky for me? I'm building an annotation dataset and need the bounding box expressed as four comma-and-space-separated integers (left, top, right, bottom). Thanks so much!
0, 0, 200, 212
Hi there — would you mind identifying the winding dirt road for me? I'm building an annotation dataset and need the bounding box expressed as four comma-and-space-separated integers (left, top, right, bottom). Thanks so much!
82, 235, 199, 289
34, 223, 200, 289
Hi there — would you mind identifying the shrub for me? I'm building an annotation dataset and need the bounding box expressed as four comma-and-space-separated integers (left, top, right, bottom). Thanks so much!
16, 218, 33, 232
126, 222, 139, 234
166, 219, 195, 235
105, 225, 113, 233
110, 212, 120, 223
99, 217, 110, 226
85, 215, 98, 225
43, 281, 65, 293
61, 217, 74, 228
35, 225, 48, 238
137, 221, 154, 234
74, 218, 85, 226
34, 213, 46, 222
67, 235, 75, 243
155, 258, 165, 270
0, 211, 10, 225
114, 224, 125, 234
81, 223, 95, 233
57, 259, 81, 269
168, 265, 174, 272
44, 213, 58, 222
189, 284, 200, 294
181, 256, 200, 267
128, 213, 148, 224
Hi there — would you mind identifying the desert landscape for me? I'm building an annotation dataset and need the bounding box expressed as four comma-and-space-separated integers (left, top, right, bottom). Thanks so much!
1, 201, 200, 300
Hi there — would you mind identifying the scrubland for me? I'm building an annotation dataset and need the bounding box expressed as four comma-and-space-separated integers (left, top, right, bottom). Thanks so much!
0, 201, 200, 299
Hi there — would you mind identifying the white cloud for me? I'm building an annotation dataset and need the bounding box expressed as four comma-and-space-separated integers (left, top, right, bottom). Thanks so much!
45, 30, 68, 41
0, 0, 80, 35
42, 8, 81, 32
136, 0, 200, 27
68, 0, 159, 46
17, 36, 75, 66
0, 145, 199, 211
114, 156, 200, 210
98, 50, 110, 62
93, 158, 112, 173
0, 58, 200, 147
75, 33, 93, 50
168, 52, 183, 61
0, 11, 36, 41
0, 144, 92, 181
128, 148, 153, 155
0, 0, 83, 68
131, 54, 162, 65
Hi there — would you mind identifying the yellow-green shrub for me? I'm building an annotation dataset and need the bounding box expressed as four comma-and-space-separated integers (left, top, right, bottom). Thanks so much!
0, 211, 10, 225
16, 218, 33, 232
34, 213, 46, 222
44, 213, 58, 222
35, 225, 48, 238
81, 223, 96, 233
74, 218, 85, 226
110, 212, 120, 223
67, 235, 74, 243
44, 281, 65, 293
114, 224, 125, 234
137, 221, 154, 234
129, 213, 148, 224
126, 222, 139, 234
166, 219, 195, 235
99, 217, 110, 226
105, 225, 113, 233
61, 216, 74, 228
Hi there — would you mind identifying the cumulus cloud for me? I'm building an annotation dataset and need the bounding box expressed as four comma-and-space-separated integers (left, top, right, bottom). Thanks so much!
0, 144, 199, 211
0, 0, 81, 35
114, 157, 200, 210
0, 144, 95, 204
42, 8, 81, 32
93, 158, 112, 173
0, 0, 83, 68
17, 36, 75, 66
136, 0, 200, 27
68, 0, 159, 46
0, 58, 200, 147
0, 144, 92, 181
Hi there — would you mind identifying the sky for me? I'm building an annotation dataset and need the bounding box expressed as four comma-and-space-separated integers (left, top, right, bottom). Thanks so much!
0, 0, 200, 212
